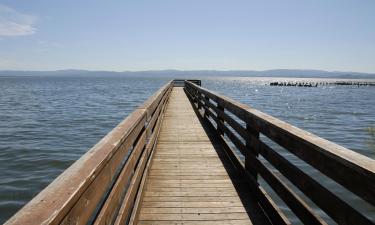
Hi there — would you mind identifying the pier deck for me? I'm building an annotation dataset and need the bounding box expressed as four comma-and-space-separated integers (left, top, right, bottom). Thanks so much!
137, 88, 267, 225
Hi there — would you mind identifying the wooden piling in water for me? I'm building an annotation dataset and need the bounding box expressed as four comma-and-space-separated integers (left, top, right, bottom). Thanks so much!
269, 80, 375, 87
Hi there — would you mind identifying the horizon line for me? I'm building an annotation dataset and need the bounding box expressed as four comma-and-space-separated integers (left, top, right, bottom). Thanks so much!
1, 68, 375, 75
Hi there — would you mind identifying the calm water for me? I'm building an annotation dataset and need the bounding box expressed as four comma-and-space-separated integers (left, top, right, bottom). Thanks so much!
0, 75, 374, 223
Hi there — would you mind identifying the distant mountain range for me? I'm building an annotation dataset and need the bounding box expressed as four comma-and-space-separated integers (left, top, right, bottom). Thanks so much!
0, 69, 374, 79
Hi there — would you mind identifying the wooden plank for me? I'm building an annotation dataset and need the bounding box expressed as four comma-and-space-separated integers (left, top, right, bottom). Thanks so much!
144, 191, 239, 197
152, 158, 222, 161
139, 212, 250, 221
148, 175, 230, 180
138, 220, 253, 225
139, 207, 247, 214
143, 196, 242, 202
148, 171, 228, 176
154, 154, 219, 157
145, 187, 238, 192
147, 180, 233, 184
141, 201, 245, 208
144, 183, 236, 188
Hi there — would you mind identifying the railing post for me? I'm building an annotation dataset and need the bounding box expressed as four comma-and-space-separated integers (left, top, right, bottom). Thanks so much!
145, 121, 152, 140
217, 103, 224, 136
203, 95, 210, 117
190, 86, 197, 103
245, 124, 260, 180
197, 91, 202, 110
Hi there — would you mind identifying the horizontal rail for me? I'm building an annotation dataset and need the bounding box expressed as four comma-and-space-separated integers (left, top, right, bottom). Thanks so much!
184, 81, 375, 225
5, 81, 173, 225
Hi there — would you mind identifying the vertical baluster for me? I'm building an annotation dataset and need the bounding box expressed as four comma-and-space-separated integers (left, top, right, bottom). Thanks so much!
245, 124, 260, 180
192, 87, 197, 103
203, 95, 210, 117
196, 90, 201, 110
217, 103, 224, 136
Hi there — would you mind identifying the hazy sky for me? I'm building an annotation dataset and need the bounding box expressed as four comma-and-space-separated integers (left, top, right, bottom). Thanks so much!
0, 0, 374, 72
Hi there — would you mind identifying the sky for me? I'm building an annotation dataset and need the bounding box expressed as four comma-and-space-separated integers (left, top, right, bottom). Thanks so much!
0, 0, 374, 73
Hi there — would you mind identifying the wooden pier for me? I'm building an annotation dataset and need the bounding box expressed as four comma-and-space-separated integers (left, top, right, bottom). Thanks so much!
5, 80, 375, 225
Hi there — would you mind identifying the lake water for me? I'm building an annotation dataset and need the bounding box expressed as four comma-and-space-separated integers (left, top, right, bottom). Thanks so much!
0, 75, 374, 223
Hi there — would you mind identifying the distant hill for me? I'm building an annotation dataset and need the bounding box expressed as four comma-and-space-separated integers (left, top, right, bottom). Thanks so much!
0, 69, 374, 79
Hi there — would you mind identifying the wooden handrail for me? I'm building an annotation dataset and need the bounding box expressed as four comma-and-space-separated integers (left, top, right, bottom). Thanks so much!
5, 81, 173, 225
184, 81, 375, 225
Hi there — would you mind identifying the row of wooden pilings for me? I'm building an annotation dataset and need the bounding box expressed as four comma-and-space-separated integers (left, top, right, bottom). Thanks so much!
269, 81, 375, 87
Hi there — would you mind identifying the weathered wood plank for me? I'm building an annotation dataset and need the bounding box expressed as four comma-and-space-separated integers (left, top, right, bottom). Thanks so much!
139, 207, 247, 214
145, 187, 237, 192
144, 191, 239, 197
143, 196, 242, 202
137, 220, 253, 225
138, 212, 250, 221
144, 183, 237, 188
141, 201, 245, 208
148, 175, 230, 180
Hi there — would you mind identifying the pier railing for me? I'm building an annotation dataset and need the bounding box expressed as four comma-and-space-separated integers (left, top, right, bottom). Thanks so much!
173, 79, 201, 87
185, 81, 375, 225
6, 81, 173, 225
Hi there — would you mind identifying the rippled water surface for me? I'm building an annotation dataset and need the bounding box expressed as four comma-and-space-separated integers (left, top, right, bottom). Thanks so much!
0, 75, 374, 223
